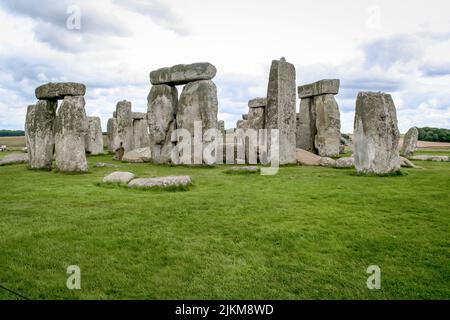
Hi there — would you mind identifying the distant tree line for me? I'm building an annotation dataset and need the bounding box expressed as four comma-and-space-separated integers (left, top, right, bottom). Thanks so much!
418, 127, 450, 142
0, 130, 25, 137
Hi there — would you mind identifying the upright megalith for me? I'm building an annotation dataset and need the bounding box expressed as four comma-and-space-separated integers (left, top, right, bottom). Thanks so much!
54, 96, 89, 172
218, 120, 225, 134
85, 116, 104, 155
297, 79, 341, 157
296, 98, 316, 153
400, 127, 419, 157
150, 62, 217, 86
107, 118, 120, 153
115, 100, 134, 152
147, 85, 178, 163
314, 94, 341, 157
354, 92, 400, 175
247, 97, 266, 130
176, 80, 219, 163
265, 57, 297, 164
25, 100, 57, 169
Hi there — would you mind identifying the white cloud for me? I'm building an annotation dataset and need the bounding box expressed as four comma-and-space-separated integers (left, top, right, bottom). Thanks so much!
0, 0, 449, 132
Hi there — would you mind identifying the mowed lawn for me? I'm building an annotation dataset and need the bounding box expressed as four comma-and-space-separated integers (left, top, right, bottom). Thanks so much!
0, 150, 449, 300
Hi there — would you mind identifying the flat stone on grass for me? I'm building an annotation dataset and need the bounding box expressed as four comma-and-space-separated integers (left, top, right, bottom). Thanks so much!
226, 166, 260, 174
103, 172, 135, 184
0, 153, 29, 166
128, 176, 192, 189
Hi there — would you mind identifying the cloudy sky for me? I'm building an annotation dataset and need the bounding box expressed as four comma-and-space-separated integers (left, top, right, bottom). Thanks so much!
0, 0, 449, 133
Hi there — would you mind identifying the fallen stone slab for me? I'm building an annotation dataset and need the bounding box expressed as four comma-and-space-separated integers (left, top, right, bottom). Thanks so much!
335, 157, 355, 168
227, 166, 260, 173
0, 153, 29, 166
35, 82, 86, 100
398, 156, 420, 168
103, 171, 135, 184
150, 62, 217, 86
248, 97, 267, 108
298, 79, 340, 98
296, 148, 322, 166
319, 157, 336, 168
128, 176, 192, 189
410, 155, 449, 162
122, 147, 152, 163
95, 162, 119, 168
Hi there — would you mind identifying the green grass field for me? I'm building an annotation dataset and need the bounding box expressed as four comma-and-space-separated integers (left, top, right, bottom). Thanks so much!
0, 150, 449, 300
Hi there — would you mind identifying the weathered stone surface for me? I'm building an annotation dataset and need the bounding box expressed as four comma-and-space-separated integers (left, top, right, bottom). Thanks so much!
314, 94, 341, 157
296, 148, 321, 166
95, 162, 118, 168
298, 79, 340, 98
400, 127, 419, 157
35, 82, 86, 100
236, 120, 245, 129
85, 116, 104, 155
218, 120, 225, 134
103, 171, 135, 184
132, 112, 146, 120
336, 157, 355, 168
410, 155, 449, 162
150, 62, 217, 86
25, 100, 57, 170
247, 106, 265, 130
296, 98, 316, 153
116, 100, 134, 152
122, 147, 152, 163
133, 118, 150, 149
54, 96, 89, 172
147, 84, 178, 164
319, 157, 336, 167
354, 92, 400, 174
107, 118, 120, 153
265, 58, 297, 164
242, 114, 248, 120
248, 97, 267, 108
128, 176, 192, 188
176, 80, 218, 164
0, 153, 29, 166
398, 156, 420, 168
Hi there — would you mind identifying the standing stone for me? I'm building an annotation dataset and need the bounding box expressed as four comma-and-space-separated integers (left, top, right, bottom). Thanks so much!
147, 84, 178, 163
218, 120, 225, 134
296, 98, 316, 153
354, 92, 400, 175
25, 100, 57, 170
177, 80, 218, 164
400, 127, 419, 157
107, 118, 120, 153
54, 96, 89, 172
314, 94, 341, 157
133, 118, 150, 149
247, 98, 266, 130
265, 57, 297, 164
115, 100, 134, 152
85, 116, 104, 155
